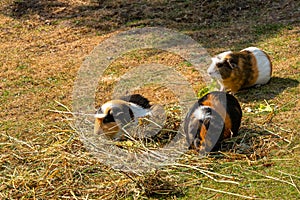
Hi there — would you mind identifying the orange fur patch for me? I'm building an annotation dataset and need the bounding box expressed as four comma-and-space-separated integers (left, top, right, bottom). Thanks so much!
94, 118, 120, 139
222, 51, 259, 93
199, 124, 207, 146
223, 79, 243, 94
201, 94, 232, 139
193, 124, 208, 151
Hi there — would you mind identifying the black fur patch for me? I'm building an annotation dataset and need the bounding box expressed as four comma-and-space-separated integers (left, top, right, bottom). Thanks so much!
129, 108, 134, 120
227, 54, 239, 67
120, 94, 151, 109
218, 60, 233, 79
103, 110, 115, 124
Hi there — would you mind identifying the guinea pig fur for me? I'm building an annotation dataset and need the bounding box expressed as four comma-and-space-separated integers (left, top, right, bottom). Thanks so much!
207, 47, 272, 93
184, 91, 242, 152
94, 94, 152, 140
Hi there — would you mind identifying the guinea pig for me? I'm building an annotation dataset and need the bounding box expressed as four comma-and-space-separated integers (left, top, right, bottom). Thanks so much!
94, 94, 152, 140
207, 47, 272, 93
184, 91, 242, 152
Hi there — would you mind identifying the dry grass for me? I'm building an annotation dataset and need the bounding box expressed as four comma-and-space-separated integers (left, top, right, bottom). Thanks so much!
1, 0, 299, 199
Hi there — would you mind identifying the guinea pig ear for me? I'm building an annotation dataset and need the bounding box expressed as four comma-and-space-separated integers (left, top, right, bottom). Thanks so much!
226, 58, 238, 69
94, 113, 107, 119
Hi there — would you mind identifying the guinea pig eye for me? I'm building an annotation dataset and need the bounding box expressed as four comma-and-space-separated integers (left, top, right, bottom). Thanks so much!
216, 63, 223, 68
103, 111, 115, 124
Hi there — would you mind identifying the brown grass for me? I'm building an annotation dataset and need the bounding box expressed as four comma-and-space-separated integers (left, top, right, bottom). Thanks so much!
0, 0, 299, 199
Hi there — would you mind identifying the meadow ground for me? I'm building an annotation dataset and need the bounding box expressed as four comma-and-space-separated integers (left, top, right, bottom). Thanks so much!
0, 0, 299, 199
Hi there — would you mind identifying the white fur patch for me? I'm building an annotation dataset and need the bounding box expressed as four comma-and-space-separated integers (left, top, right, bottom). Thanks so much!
100, 101, 114, 115
242, 47, 271, 85
128, 102, 151, 118
193, 106, 211, 120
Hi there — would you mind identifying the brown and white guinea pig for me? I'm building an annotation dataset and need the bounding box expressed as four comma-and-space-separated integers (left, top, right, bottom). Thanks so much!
207, 47, 272, 93
94, 94, 152, 140
184, 91, 242, 153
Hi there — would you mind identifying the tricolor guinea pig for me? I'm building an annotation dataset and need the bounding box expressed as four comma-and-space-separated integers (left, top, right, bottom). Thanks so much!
94, 94, 152, 140
184, 91, 242, 152
207, 47, 272, 93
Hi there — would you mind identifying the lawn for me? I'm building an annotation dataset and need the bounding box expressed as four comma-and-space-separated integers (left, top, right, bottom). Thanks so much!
0, 0, 299, 199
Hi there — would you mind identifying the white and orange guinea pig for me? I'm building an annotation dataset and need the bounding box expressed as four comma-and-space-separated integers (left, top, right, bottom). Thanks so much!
94, 94, 152, 140
184, 91, 242, 153
207, 47, 272, 93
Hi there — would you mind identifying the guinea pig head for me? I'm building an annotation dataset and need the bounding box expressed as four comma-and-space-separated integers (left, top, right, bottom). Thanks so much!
94, 100, 134, 140
207, 51, 239, 80
185, 105, 225, 153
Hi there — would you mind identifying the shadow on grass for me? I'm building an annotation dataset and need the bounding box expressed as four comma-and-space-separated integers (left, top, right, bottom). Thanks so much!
236, 77, 299, 103
1, 0, 299, 49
